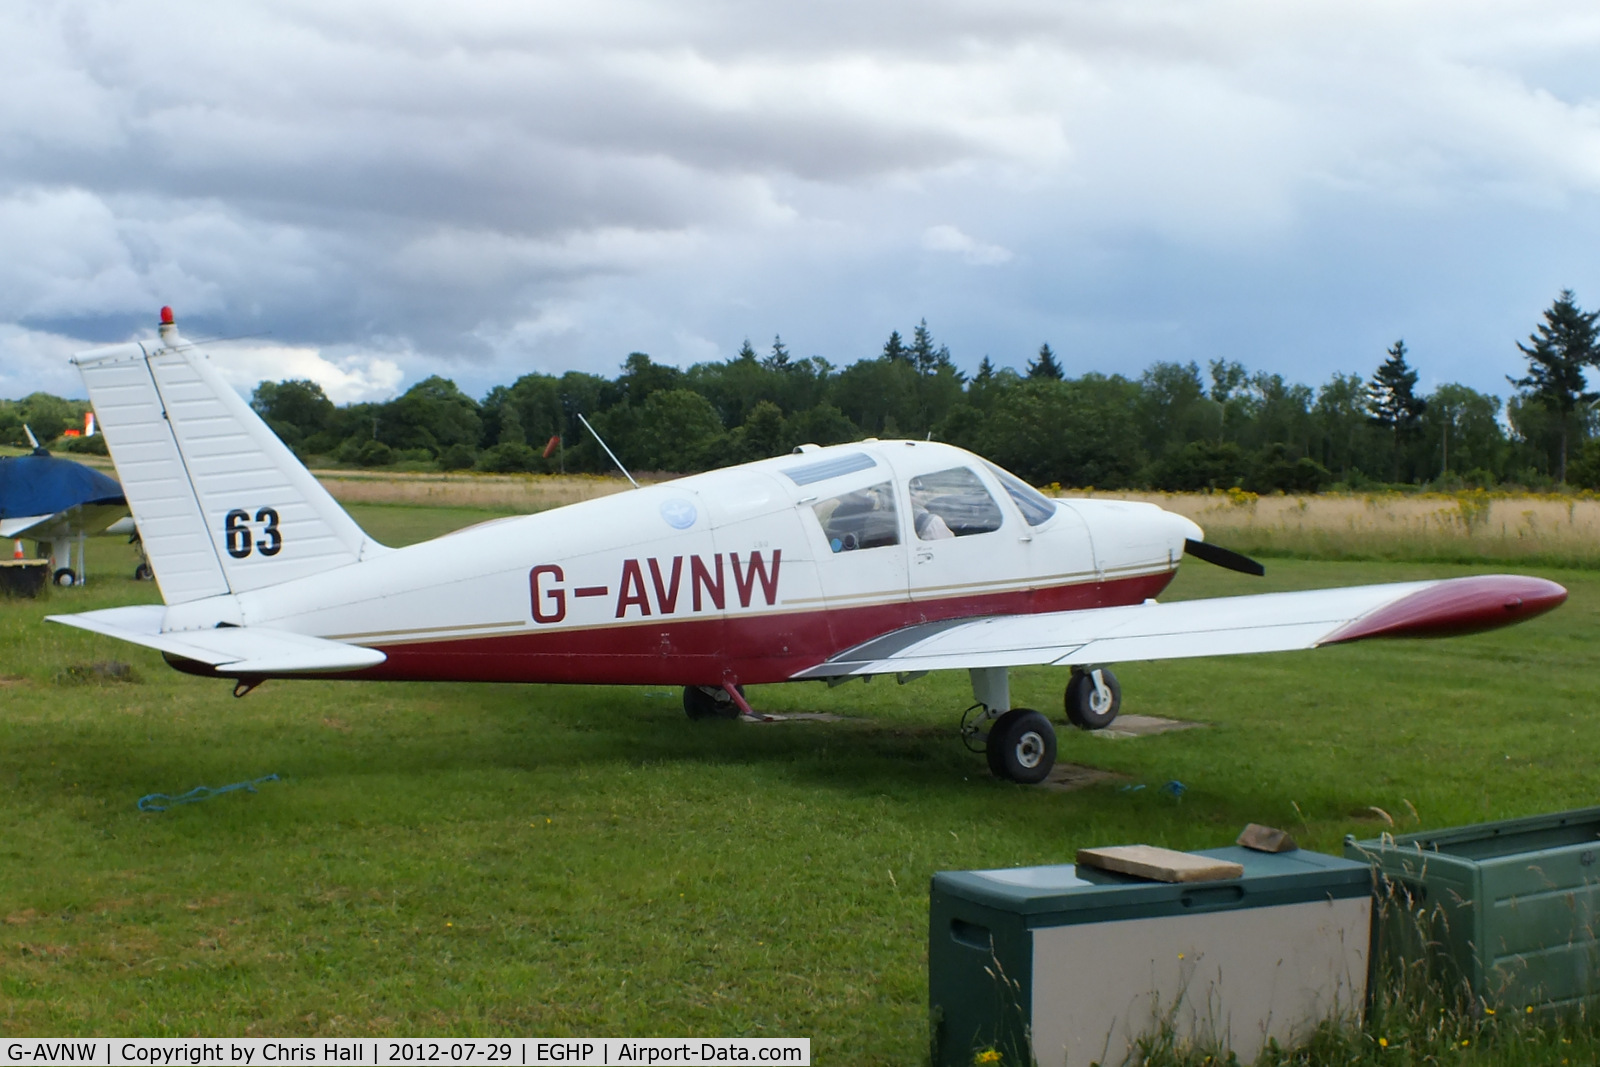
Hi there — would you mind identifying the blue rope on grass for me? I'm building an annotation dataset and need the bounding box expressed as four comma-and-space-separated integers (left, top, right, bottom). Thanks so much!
138, 773, 281, 812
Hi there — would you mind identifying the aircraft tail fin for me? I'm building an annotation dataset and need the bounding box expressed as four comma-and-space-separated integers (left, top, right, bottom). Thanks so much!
71, 308, 387, 605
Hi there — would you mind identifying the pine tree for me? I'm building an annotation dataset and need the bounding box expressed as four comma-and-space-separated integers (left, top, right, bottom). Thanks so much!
882, 330, 908, 364
1027, 343, 1064, 381
763, 334, 791, 371
736, 338, 758, 363
973, 356, 995, 384
910, 319, 939, 375
1368, 340, 1426, 482
1508, 289, 1600, 483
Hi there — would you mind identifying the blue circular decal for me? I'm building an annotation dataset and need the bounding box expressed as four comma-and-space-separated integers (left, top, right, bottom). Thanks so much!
659, 498, 698, 530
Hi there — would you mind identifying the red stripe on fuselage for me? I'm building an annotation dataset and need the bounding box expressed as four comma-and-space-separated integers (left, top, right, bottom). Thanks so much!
311, 571, 1178, 687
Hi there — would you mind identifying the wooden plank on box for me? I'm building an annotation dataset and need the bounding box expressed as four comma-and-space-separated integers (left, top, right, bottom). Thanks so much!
1076, 845, 1244, 883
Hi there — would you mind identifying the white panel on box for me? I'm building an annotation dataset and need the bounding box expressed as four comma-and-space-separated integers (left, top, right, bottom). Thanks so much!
1029, 897, 1369, 1067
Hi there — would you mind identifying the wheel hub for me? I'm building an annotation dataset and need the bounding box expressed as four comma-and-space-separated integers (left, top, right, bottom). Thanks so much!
1088, 668, 1113, 713
1014, 731, 1045, 769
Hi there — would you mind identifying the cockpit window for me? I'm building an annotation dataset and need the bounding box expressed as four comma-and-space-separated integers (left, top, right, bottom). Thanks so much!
909, 467, 1003, 540
813, 482, 900, 552
983, 462, 1058, 526
781, 452, 876, 486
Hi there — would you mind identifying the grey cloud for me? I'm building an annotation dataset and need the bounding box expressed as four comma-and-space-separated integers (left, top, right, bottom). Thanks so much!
3, 0, 1600, 402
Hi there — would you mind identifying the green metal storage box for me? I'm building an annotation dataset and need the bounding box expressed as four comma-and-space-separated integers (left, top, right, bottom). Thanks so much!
1346, 806, 1600, 1013
929, 847, 1370, 1067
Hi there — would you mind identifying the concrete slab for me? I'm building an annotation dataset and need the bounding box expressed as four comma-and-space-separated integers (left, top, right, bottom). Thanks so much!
1040, 762, 1129, 793
742, 711, 866, 724
1082, 714, 1206, 740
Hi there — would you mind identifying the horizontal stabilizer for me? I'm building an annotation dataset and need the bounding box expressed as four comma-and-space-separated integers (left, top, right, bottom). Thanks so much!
48, 605, 386, 674
795, 575, 1567, 678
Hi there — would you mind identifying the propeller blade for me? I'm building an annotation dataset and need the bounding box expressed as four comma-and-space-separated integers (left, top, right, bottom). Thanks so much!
1184, 538, 1265, 577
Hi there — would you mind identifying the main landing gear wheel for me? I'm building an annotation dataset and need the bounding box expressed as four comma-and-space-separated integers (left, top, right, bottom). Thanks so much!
52, 567, 76, 587
133, 562, 153, 581
985, 708, 1057, 784
1065, 667, 1121, 730
683, 685, 741, 720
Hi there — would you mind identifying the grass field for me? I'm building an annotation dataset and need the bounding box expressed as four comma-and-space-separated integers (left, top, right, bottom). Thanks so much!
2, 502, 1597, 1063
1064, 488, 1600, 569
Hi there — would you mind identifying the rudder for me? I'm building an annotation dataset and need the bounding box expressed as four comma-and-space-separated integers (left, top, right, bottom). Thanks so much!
73, 310, 386, 604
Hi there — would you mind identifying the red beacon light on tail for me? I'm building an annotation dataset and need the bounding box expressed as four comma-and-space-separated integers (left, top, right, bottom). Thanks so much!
159, 306, 175, 325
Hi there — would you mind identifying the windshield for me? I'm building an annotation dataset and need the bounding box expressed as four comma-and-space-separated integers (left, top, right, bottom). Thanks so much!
982, 462, 1058, 526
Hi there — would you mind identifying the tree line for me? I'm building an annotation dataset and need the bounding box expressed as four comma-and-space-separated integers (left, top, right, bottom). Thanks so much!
6, 292, 1600, 492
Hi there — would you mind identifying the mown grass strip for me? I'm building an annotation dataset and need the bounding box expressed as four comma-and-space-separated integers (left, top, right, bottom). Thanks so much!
3, 503, 1598, 1062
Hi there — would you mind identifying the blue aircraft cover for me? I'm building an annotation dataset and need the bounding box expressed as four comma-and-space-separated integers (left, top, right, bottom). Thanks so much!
0, 451, 125, 520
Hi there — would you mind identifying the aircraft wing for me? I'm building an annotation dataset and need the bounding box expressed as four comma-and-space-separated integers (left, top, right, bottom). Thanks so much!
1, 503, 131, 540
794, 574, 1567, 678
48, 605, 387, 674
0, 514, 54, 537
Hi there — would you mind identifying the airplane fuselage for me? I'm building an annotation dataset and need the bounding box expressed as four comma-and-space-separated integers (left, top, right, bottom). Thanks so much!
162, 440, 1199, 688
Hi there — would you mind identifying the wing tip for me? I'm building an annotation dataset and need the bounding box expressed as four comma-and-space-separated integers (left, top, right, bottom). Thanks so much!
1321, 574, 1567, 645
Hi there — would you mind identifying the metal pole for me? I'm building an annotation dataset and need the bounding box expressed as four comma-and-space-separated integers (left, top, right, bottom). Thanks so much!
577, 413, 638, 489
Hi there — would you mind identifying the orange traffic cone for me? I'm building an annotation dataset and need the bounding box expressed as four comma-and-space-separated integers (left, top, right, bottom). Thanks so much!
12, 540, 23, 559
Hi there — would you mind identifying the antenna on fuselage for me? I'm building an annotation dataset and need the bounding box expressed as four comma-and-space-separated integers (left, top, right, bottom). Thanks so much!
577, 413, 639, 489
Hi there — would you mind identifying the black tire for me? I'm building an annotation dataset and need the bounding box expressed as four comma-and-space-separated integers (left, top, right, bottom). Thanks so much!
683, 685, 741, 720
985, 708, 1056, 784
52, 568, 76, 587
134, 562, 153, 581
1065, 669, 1121, 730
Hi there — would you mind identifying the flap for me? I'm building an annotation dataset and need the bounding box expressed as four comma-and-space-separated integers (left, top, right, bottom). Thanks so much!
794, 575, 1566, 678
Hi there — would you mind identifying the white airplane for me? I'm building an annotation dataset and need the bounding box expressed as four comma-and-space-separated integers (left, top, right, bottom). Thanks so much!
49, 309, 1567, 783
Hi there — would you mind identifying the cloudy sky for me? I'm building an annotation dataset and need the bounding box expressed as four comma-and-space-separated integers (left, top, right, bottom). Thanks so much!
3, 0, 1599, 405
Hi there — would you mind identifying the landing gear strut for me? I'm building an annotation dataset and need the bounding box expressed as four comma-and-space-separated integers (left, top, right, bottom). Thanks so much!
1065, 666, 1121, 730
965, 667, 1058, 784
683, 684, 741, 720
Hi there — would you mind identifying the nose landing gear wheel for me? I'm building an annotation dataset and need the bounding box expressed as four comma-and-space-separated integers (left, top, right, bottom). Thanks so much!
683, 684, 742, 720
1065, 667, 1121, 730
985, 708, 1057, 784
52, 567, 77, 587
